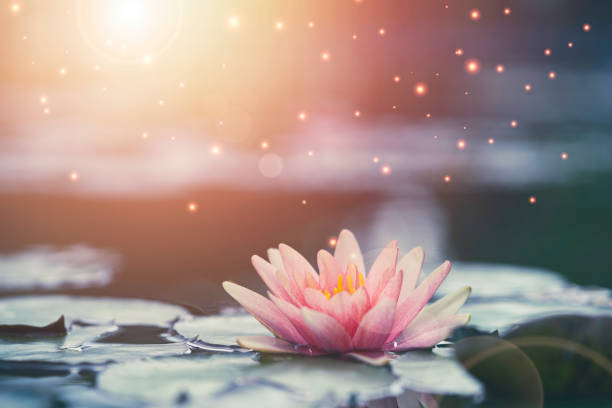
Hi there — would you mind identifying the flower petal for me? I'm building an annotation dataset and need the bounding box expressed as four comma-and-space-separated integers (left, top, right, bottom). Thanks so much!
345, 351, 396, 366
303, 287, 330, 313
366, 243, 398, 301
334, 229, 366, 276
279, 243, 319, 289
222, 281, 305, 344
386, 314, 470, 351
237, 335, 299, 354
397, 246, 424, 305
404, 285, 471, 335
317, 249, 342, 293
386, 261, 451, 343
378, 269, 403, 303
268, 293, 321, 347
327, 291, 354, 335
352, 298, 396, 350
301, 307, 352, 352
251, 255, 293, 304
267, 248, 284, 272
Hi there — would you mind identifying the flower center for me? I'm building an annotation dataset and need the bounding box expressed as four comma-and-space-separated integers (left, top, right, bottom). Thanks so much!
321, 263, 365, 299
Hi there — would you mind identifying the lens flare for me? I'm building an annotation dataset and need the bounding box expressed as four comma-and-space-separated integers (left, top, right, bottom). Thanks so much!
413, 82, 428, 97
496, 64, 505, 73
469, 9, 481, 21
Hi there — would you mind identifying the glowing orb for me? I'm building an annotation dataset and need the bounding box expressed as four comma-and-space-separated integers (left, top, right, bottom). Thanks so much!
455, 48, 464, 56
548, 71, 556, 79
511, 120, 518, 128
583, 23, 591, 32
456, 139, 466, 150
328, 237, 337, 247
529, 196, 536, 204
69, 171, 79, 181
297, 111, 307, 121
380, 165, 392, 175
488, 138, 495, 144
393, 75, 401, 83
372, 156, 380, 163
561, 152, 568, 160
444, 175, 451, 183
321, 51, 331, 61
524, 84, 532, 92
40, 95, 48, 104
354, 110, 361, 118
228, 16, 240, 29
275, 20, 284, 31
504, 8, 511, 15
413, 82, 428, 97
10, 3, 20, 13
378, 28, 386, 36
568, 42, 574, 48
260, 140, 269, 150
76, 0, 184, 64
464, 58, 481, 75
187, 202, 198, 213
469, 9, 481, 21
210, 145, 221, 155
544, 48, 551, 56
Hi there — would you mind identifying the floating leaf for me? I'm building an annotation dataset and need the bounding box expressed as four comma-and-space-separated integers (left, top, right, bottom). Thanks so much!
390, 349, 483, 397
0, 295, 189, 327
173, 314, 268, 345
0, 315, 67, 338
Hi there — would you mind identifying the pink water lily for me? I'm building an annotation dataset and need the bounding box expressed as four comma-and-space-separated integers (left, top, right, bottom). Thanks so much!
223, 229, 470, 365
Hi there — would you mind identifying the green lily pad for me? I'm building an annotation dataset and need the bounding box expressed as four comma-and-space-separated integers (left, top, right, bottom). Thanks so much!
173, 314, 268, 345
464, 299, 612, 332
97, 349, 480, 407
390, 350, 483, 397
0, 295, 189, 327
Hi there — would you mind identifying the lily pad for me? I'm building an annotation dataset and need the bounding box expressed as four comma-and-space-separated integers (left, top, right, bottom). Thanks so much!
0, 245, 119, 291
390, 350, 483, 397
438, 262, 567, 299
173, 314, 268, 345
0, 295, 190, 327
464, 299, 612, 332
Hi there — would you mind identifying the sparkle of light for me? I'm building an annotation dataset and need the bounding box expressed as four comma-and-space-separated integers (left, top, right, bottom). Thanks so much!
454, 48, 464, 56
548, 71, 556, 79
444, 175, 451, 183
464, 58, 481, 75
69, 171, 79, 181
544, 48, 551, 56
469, 9, 481, 21
583, 23, 591, 32
504, 8, 511, 15
228, 16, 240, 28
413, 82, 428, 97
378, 27, 386, 36
496, 64, 505, 73
524, 83, 532, 92
59, 67, 67, 76
320, 51, 330, 61
456, 139, 466, 150
329, 237, 337, 247
529, 196, 536, 204
488, 138, 495, 144
561, 152, 568, 160
298, 111, 307, 121
393, 75, 401, 83
372, 156, 380, 163
260, 140, 269, 150
210, 145, 221, 155
275, 20, 285, 31
187, 202, 198, 213
40, 95, 48, 104
11, 3, 20, 13
354, 110, 361, 118
511, 120, 518, 128
380, 165, 392, 175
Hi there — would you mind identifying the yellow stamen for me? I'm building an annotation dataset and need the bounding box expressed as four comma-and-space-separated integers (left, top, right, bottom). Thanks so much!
324, 290, 330, 299
337, 274, 343, 293
347, 273, 355, 294
358, 272, 365, 287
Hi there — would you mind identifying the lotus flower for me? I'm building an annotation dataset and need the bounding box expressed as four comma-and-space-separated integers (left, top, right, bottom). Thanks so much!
223, 229, 470, 365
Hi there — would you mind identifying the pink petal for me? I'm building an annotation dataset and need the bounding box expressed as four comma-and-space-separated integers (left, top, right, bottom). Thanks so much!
327, 291, 354, 334
317, 249, 342, 292
251, 255, 293, 304
405, 285, 471, 335
267, 248, 285, 272
301, 307, 352, 352
279, 243, 319, 290
385, 314, 470, 351
386, 261, 451, 343
377, 269, 403, 303
347, 286, 371, 329
352, 298, 396, 350
268, 293, 322, 347
237, 335, 299, 354
397, 246, 424, 305
303, 287, 330, 313
365, 243, 398, 301
334, 229, 366, 276
222, 281, 305, 344
274, 268, 304, 306
345, 351, 396, 366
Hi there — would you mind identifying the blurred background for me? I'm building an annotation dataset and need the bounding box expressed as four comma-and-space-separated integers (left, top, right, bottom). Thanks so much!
0, 0, 611, 311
